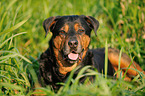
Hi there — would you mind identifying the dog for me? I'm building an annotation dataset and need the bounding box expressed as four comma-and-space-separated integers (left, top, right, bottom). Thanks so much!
39, 15, 145, 90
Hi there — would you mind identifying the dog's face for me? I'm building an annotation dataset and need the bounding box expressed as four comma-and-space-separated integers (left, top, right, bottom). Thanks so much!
43, 15, 99, 74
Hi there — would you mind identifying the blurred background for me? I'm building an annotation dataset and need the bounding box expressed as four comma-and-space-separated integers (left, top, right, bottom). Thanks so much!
0, 0, 145, 95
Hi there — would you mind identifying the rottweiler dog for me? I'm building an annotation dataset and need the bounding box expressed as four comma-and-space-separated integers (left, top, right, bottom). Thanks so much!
39, 15, 145, 90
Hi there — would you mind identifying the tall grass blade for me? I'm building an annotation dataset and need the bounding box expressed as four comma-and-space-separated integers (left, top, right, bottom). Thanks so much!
6, 0, 17, 11
105, 40, 108, 79
0, 18, 29, 36
12, 5, 22, 25
0, 82, 25, 91
0, 51, 32, 64
72, 66, 92, 90
0, 32, 27, 48
118, 47, 123, 79
28, 65, 40, 88
0, 12, 7, 32
63, 66, 80, 92
0, 0, 17, 32
122, 58, 133, 80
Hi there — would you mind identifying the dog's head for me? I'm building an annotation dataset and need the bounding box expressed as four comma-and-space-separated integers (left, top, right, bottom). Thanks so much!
43, 15, 99, 74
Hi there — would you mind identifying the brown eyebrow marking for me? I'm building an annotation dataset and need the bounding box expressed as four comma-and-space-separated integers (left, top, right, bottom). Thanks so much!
74, 23, 84, 32
60, 24, 69, 33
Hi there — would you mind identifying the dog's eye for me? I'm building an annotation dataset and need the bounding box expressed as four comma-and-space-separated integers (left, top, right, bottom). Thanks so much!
78, 29, 85, 33
59, 30, 66, 34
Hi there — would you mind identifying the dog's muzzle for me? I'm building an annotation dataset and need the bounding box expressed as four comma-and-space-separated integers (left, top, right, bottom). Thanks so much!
62, 38, 83, 64
63, 50, 83, 64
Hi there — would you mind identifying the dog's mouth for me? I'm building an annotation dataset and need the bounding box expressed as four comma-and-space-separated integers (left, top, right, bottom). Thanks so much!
63, 50, 83, 64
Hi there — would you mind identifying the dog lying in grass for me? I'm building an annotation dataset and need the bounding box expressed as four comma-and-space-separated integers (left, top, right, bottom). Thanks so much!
39, 15, 145, 90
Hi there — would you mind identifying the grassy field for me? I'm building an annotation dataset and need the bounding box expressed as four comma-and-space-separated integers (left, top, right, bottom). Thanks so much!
0, 0, 145, 95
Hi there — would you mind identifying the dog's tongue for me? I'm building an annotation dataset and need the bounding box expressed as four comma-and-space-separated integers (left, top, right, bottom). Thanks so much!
68, 53, 79, 60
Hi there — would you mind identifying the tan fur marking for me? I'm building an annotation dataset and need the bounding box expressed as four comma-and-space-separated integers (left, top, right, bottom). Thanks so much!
53, 36, 62, 49
60, 24, 69, 33
74, 23, 84, 32
81, 34, 90, 50
49, 21, 56, 30
59, 63, 78, 74
78, 34, 90, 60
86, 19, 92, 24
81, 50, 87, 61
113, 66, 131, 81
108, 48, 145, 77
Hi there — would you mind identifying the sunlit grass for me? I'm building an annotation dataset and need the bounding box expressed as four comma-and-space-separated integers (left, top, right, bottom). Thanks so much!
0, 0, 145, 95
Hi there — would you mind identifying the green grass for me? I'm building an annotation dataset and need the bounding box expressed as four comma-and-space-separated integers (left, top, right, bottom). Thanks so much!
0, 0, 145, 95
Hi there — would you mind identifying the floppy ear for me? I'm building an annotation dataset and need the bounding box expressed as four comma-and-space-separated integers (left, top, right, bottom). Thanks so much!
80, 15, 99, 36
43, 16, 61, 37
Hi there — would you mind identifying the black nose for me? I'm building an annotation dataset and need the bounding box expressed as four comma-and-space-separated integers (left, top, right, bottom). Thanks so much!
68, 40, 78, 48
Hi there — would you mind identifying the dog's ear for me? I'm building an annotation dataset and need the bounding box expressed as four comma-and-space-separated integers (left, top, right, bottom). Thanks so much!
43, 16, 61, 37
80, 15, 99, 36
